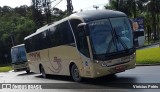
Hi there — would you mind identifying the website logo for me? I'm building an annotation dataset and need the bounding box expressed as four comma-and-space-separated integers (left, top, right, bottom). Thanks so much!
2, 84, 12, 89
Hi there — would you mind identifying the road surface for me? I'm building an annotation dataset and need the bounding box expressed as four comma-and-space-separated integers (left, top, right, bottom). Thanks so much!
0, 66, 160, 92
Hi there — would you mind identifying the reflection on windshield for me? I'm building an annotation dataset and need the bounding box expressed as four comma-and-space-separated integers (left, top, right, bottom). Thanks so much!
89, 17, 133, 55
89, 19, 116, 54
110, 17, 133, 51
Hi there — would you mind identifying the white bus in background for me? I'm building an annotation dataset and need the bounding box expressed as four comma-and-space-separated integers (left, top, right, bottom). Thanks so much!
133, 31, 145, 47
24, 10, 136, 82
11, 44, 30, 73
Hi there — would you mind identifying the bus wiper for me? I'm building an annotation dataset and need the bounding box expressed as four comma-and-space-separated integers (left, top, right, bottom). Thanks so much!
113, 28, 129, 51
105, 38, 114, 57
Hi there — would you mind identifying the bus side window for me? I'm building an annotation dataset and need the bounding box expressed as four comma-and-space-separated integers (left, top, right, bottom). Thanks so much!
47, 26, 57, 47
24, 40, 30, 53
69, 19, 82, 43
59, 21, 74, 45
40, 31, 49, 49
54, 25, 61, 46
27, 38, 34, 52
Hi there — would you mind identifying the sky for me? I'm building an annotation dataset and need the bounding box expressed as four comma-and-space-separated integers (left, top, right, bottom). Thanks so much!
0, 0, 109, 11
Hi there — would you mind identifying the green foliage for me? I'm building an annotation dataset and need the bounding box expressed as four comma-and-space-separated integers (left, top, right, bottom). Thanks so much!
0, 66, 12, 72
31, 0, 67, 26
136, 47, 160, 64
0, 5, 36, 64
0, 6, 35, 45
0, 4, 67, 65
105, 0, 160, 42
51, 8, 68, 22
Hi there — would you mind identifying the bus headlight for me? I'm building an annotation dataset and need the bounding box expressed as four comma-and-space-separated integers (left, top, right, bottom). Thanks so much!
93, 60, 100, 64
130, 53, 135, 60
93, 60, 103, 65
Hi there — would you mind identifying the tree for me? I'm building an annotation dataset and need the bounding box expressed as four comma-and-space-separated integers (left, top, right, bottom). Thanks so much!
31, 0, 44, 29
51, 8, 67, 22
14, 5, 28, 16
105, 0, 150, 18
143, 0, 160, 41
105, 0, 160, 42
0, 5, 36, 64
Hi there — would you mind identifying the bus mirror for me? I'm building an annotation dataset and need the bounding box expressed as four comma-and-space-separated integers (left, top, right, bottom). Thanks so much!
77, 23, 89, 36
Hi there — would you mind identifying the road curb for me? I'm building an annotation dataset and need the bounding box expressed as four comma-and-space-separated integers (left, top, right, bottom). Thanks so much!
9, 70, 14, 72
136, 63, 160, 66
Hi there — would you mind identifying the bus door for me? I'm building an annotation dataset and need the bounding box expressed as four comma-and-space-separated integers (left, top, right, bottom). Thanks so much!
77, 23, 93, 77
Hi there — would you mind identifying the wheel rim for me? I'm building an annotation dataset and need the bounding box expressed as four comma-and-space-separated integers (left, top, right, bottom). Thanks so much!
71, 65, 81, 81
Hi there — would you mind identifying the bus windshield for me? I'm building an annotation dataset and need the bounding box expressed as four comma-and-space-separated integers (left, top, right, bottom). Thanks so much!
89, 17, 133, 57
11, 46, 27, 63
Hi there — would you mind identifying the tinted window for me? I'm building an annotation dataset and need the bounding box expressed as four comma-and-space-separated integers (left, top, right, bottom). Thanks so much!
25, 21, 75, 53
39, 31, 49, 49
25, 38, 34, 53
48, 21, 74, 47
69, 19, 82, 42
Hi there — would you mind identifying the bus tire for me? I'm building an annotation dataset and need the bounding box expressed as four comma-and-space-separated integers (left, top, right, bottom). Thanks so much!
71, 64, 82, 82
26, 70, 30, 74
40, 65, 47, 78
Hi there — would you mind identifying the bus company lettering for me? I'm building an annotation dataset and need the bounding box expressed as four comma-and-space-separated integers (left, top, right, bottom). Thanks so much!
49, 56, 62, 73
29, 52, 41, 61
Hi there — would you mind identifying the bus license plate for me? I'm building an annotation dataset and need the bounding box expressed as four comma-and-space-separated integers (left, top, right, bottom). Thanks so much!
114, 65, 125, 72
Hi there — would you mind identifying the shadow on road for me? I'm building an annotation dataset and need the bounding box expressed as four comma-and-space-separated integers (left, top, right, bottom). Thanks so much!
80, 75, 137, 89
17, 72, 36, 76
35, 74, 73, 82
34, 74, 137, 89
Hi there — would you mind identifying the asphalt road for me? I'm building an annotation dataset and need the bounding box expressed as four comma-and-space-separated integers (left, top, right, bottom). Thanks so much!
0, 66, 160, 92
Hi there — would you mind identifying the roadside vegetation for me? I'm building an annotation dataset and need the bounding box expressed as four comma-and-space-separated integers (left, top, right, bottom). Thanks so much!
0, 4, 67, 65
136, 47, 160, 64
0, 65, 12, 72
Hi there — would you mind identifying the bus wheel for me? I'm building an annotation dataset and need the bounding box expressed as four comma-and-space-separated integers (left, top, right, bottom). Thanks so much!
26, 70, 30, 74
71, 64, 82, 82
40, 66, 47, 78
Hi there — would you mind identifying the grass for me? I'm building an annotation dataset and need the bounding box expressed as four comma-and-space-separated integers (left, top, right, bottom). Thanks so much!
0, 65, 12, 72
136, 47, 160, 64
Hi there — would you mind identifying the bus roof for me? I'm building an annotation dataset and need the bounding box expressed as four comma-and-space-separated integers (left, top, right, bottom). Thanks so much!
71, 9, 127, 22
24, 9, 126, 40
11, 44, 25, 49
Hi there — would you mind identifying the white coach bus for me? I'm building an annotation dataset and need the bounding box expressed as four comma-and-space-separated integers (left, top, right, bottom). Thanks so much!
24, 10, 136, 82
